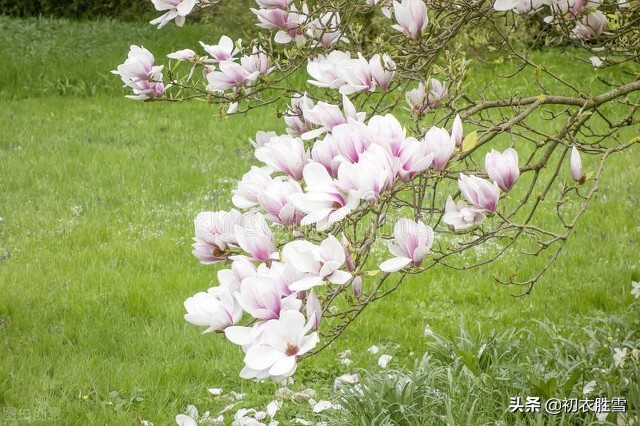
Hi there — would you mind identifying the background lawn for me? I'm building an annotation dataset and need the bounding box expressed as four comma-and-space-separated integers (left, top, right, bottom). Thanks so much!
0, 16, 638, 425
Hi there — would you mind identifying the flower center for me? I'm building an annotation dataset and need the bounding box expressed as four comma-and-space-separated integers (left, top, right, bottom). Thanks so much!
285, 343, 299, 357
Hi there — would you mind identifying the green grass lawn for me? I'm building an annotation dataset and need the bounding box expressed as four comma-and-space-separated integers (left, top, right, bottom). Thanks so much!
0, 16, 638, 425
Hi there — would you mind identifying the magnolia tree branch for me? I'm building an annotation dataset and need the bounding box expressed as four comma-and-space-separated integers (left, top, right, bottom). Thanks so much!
114, 0, 640, 380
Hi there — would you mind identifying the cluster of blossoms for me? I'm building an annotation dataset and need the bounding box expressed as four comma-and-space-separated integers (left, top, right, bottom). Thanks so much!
117, 0, 613, 383
494, 0, 639, 38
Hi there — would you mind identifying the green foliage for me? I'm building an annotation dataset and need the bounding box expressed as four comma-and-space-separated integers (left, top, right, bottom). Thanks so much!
329, 304, 640, 425
0, 0, 152, 20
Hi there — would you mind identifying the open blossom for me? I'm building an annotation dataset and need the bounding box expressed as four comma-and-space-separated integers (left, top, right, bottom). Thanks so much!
206, 61, 260, 92
308, 12, 346, 48
332, 121, 373, 163
485, 148, 520, 191
200, 36, 239, 63
396, 137, 434, 181
337, 144, 397, 203
234, 213, 277, 262
289, 163, 359, 230
442, 196, 486, 231
337, 53, 375, 95
368, 114, 406, 156
311, 135, 342, 177
283, 235, 353, 290
369, 54, 395, 90
184, 288, 242, 333
217, 257, 258, 296
570, 146, 586, 184
494, 0, 550, 13
302, 96, 365, 140
112, 45, 165, 101
380, 219, 434, 272
233, 166, 274, 209
424, 126, 455, 171
257, 177, 303, 225
631, 281, 640, 298
150, 0, 197, 29
241, 310, 319, 379
458, 174, 500, 212
406, 82, 427, 112
191, 210, 242, 264
391, 0, 429, 39
241, 47, 273, 76
235, 276, 301, 320
426, 78, 447, 108
254, 135, 309, 180
307, 51, 351, 90
256, 4, 308, 45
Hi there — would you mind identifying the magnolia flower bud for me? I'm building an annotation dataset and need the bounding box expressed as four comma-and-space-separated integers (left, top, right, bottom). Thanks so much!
485, 148, 520, 192
570, 146, 586, 184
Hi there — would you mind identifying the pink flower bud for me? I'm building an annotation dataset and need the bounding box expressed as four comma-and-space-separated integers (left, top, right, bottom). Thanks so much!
570, 146, 586, 184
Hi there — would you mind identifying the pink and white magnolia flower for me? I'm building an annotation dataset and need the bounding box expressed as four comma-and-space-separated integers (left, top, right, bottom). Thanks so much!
285, 94, 315, 136
308, 12, 347, 48
234, 213, 277, 262
241, 47, 273, 76
150, 0, 197, 29
235, 276, 301, 320
307, 51, 351, 90
112, 45, 165, 101
337, 53, 375, 95
426, 78, 448, 108
485, 148, 520, 191
396, 137, 434, 181
256, 261, 306, 296
494, 0, 550, 13
302, 96, 365, 140
283, 235, 353, 290
191, 210, 242, 264
391, 0, 429, 39
573, 10, 607, 38
200, 36, 239, 63
242, 310, 319, 379
254, 135, 309, 180
184, 288, 242, 333
368, 114, 406, 156
369, 54, 396, 90
250, 130, 277, 149
252, 7, 289, 30
233, 166, 274, 209
206, 61, 259, 92
272, 5, 308, 45
570, 146, 586, 183
332, 121, 373, 163
217, 257, 258, 296
405, 82, 427, 112
167, 48, 197, 61
442, 196, 486, 231
289, 163, 359, 230
424, 126, 455, 171
258, 177, 304, 225
380, 219, 434, 272
311, 135, 342, 177
458, 174, 500, 212
337, 144, 397, 203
